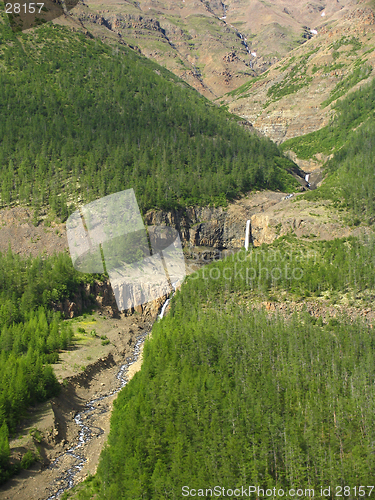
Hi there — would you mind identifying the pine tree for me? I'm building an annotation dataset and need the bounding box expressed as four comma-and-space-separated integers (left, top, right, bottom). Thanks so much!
0, 421, 10, 470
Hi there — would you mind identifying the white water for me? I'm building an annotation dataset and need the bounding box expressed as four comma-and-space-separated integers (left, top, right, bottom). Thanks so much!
221, 1, 226, 18
158, 298, 171, 319
158, 281, 178, 320
241, 32, 252, 55
244, 220, 251, 251
218, 2, 252, 56
305, 174, 310, 183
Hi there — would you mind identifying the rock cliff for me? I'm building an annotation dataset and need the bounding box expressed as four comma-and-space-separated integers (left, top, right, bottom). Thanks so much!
53, 280, 168, 319
145, 205, 247, 255
146, 190, 371, 255
4, 194, 369, 320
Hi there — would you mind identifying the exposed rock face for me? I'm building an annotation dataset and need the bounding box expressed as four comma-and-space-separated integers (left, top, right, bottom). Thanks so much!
144, 192, 286, 254
147, 190, 372, 253
53, 280, 167, 319
82, 12, 166, 36
254, 299, 375, 328
8, 193, 370, 321
56, 0, 358, 99
52, 0, 375, 151
225, 5, 375, 144
248, 196, 371, 247
145, 205, 248, 254
0, 206, 67, 257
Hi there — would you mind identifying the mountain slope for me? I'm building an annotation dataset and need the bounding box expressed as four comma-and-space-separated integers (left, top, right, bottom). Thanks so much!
0, 14, 300, 220
64, 236, 375, 499
223, 3, 375, 144
54, 0, 358, 98
283, 76, 375, 223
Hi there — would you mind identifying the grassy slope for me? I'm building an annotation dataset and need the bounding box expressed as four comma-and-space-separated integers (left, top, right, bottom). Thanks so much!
224, 19, 375, 147
281, 77, 375, 160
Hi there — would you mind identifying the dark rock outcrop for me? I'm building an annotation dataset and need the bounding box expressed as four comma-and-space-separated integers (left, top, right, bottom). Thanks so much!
53, 281, 168, 319
145, 205, 248, 260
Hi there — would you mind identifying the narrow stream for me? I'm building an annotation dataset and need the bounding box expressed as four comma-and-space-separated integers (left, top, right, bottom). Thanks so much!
218, 4, 253, 59
45, 330, 148, 500
238, 31, 251, 55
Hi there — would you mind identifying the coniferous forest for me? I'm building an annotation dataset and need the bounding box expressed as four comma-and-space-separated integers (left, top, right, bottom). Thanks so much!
282, 76, 375, 223
0, 11, 298, 219
0, 249, 97, 483
2, 2, 375, 497
68, 238, 375, 499
0, 12, 300, 485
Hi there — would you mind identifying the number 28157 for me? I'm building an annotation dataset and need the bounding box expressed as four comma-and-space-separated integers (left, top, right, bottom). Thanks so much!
5, 3, 45, 14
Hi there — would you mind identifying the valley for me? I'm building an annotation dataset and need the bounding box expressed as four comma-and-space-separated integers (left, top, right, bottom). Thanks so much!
1, 0, 375, 498
49, 0, 375, 174
225, 3, 375, 144
0, 187, 373, 499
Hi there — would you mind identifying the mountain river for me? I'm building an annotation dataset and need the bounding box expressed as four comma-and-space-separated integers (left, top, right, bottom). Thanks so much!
45, 329, 148, 499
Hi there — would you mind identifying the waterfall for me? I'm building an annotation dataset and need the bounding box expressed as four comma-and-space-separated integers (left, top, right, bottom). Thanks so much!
158, 281, 178, 320
244, 219, 251, 251
305, 174, 310, 183
158, 298, 171, 320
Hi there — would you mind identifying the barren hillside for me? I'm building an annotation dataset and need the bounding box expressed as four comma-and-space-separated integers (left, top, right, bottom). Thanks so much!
223, 3, 375, 144
55, 0, 358, 97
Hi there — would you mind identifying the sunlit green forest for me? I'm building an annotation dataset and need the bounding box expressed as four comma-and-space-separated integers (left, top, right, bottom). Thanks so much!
1, 2, 375, 496
0, 13, 299, 219
282, 77, 375, 222
68, 236, 375, 499
0, 10, 302, 487
0, 250, 94, 484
